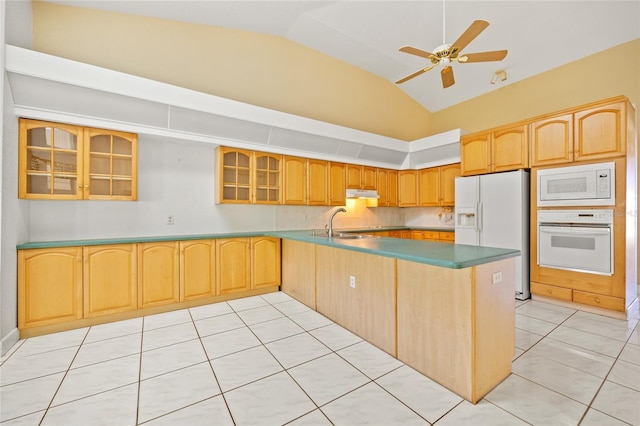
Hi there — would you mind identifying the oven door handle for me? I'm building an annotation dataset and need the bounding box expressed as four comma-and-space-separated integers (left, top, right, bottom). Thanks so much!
539, 225, 611, 236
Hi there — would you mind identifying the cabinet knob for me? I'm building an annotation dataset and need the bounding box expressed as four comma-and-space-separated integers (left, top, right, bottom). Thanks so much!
547, 289, 552, 294
85, 184, 89, 189
594, 297, 601, 304
77, 185, 82, 189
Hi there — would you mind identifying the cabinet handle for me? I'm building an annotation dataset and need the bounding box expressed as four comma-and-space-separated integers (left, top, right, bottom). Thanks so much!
547, 289, 553, 294
85, 184, 89, 189
594, 297, 601, 304
77, 185, 82, 189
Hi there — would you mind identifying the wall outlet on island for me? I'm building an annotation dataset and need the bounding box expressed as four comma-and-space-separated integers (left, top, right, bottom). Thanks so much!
492, 271, 502, 284
349, 275, 356, 288
167, 215, 174, 225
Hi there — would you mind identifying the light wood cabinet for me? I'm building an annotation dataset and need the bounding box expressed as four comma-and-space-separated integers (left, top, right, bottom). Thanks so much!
460, 125, 528, 176
530, 114, 573, 167
417, 164, 460, 207
218, 147, 252, 203
138, 242, 180, 309
251, 237, 281, 290
254, 152, 282, 204
18, 247, 83, 328
346, 165, 376, 190
180, 240, 216, 301
18, 119, 137, 200
328, 162, 346, 206
398, 170, 418, 207
387, 170, 398, 207
217, 238, 251, 295
307, 159, 328, 206
283, 155, 307, 205
281, 239, 316, 309
574, 100, 626, 161
84, 244, 137, 318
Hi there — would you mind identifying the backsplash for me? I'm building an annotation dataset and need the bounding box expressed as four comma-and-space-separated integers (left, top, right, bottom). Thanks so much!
403, 206, 455, 228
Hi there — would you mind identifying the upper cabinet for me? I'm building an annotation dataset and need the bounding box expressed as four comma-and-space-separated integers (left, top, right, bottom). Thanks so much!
398, 170, 418, 207
307, 159, 329, 206
19, 119, 137, 200
328, 162, 346, 206
283, 156, 308, 205
418, 163, 460, 207
217, 147, 253, 204
346, 165, 377, 190
254, 152, 282, 204
460, 124, 528, 176
530, 101, 626, 167
377, 168, 398, 207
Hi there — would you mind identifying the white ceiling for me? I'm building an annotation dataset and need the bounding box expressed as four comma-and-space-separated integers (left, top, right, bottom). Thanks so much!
39, 1, 640, 112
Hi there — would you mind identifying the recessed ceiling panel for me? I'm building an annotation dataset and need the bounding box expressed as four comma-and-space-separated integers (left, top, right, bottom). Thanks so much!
268, 127, 342, 155
357, 145, 407, 166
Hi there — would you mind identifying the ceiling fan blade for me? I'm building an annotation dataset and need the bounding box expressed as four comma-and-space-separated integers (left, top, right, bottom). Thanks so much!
450, 20, 489, 53
459, 50, 508, 63
399, 45, 437, 60
441, 66, 455, 88
395, 65, 436, 84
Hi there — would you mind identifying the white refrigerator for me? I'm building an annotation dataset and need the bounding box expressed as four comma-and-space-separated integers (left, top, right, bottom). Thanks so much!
455, 170, 530, 300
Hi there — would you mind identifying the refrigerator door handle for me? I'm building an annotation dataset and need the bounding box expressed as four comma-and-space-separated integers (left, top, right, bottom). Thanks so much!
477, 202, 483, 232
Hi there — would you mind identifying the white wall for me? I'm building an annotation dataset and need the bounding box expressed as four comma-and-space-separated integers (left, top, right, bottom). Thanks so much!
1, 0, 32, 356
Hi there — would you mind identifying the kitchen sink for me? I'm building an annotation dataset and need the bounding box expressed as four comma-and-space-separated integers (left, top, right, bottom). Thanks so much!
310, 231, 372, 239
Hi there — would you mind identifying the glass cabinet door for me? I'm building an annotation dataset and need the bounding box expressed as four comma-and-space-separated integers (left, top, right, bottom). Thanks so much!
84, 129, 137, 200
19, 120, 83, 199
220, 149, 252, 203
254, 153, 282, 204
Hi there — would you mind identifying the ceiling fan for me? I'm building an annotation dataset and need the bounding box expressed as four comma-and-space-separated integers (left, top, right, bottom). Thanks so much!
396, 18, 508, 88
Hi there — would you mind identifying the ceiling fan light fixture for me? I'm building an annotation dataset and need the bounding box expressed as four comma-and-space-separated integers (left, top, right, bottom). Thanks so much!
490, 70, 507, 84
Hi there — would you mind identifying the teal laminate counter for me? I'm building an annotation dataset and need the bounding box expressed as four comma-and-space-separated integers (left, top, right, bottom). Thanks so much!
269, 230, 520, 269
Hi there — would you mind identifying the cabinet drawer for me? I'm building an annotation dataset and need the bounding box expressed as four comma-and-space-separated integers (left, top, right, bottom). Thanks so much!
423, 231, 440, 240
531, 282, 572, 301
572, 291, 625, 312
388, 231, 402, 238
439, 232, 455, 242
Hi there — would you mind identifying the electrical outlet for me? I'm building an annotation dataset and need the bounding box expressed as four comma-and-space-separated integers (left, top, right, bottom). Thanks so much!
167, 215, 174, 225
492, 271, 502, 284
349, 275, 356, 288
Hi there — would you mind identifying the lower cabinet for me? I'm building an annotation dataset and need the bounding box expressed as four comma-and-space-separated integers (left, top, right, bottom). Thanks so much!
18, 247, 83, 329
84, 244, 137, 318
138, 242, 180, 309
18, 236, 281, 335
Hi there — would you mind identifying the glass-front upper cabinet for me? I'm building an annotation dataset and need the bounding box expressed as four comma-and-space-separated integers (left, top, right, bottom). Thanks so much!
254, 153, 282, 204
18, 118, 137, 200
219, 147, 252, 203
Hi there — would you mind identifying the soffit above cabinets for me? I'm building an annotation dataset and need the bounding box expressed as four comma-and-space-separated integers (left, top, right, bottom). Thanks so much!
6, 45, 461, 169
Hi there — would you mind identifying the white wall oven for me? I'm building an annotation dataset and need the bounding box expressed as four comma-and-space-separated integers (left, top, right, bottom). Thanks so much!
537, 210, 614, 276
537, 161, 615, 207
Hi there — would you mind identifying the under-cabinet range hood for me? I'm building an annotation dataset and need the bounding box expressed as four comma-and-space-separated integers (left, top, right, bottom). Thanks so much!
346, 189, 379, 199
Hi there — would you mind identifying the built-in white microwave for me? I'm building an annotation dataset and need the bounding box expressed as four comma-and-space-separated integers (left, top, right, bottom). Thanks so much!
537, 161, 615, 207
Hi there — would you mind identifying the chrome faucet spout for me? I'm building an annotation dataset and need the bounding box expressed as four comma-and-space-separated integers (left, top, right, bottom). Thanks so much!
327, 207, 347, 238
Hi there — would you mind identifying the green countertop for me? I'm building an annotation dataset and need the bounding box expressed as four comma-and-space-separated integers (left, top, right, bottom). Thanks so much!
16, 226, 516, 269
269, 230, 520, 269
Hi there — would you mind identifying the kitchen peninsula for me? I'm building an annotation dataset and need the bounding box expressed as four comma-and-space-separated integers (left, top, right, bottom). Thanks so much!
273, 230, 520, 404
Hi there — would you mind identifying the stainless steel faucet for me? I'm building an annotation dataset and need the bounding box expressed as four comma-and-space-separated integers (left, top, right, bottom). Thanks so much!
326, 207, 347, 238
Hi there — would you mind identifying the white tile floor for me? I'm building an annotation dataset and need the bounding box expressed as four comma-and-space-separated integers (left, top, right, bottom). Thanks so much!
1, 291, 639, 426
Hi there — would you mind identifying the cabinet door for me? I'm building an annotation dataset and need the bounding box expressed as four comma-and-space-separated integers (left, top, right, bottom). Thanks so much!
574, 101, 626, 161
460, 133, 491, 176
180, 240, 216, 301
491, 125, 528, 172
83, 245, 137, 318
18, 247, 83, 328
18, 119, 84, 200
218, 147, 252, 203
84, 128, 137, 200
254, 152, 282, 204
328, 162, 346, 206
217, 238, 251, 295
307, 159, 328, 206
387, 170, 398, 207
251, 237, 281, 290
346, 164, 362, 189
440, 163, 461, 206
398, 170, 418, 207
362, 167, 377, 190
418, 168, 440, 206
530, 114, 573, 166
138, 242, 180, 309
283, 156, 307, 205
377, 169, 389, 206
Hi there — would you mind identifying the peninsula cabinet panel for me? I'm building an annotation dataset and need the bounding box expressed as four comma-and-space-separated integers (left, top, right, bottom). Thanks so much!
18, 247, 83, 329
328, 162, 346, 206
398, 170, 418, 207
84, 244, 137, 318
251, 237, 281, 289
315, 245, 396, 356
460, 133, 491, 176
307, 159, 328, 206
138, 242, 180, 309
574, 101, 626, 161
530, 114, 573, 167
283, 156, 307, 205
217, 238, 251, 295
491, 125, 528, 172
180, 240, 216, 301
281, 239, 316, 309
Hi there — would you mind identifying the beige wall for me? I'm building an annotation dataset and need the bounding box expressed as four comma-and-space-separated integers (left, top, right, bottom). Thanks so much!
31, 1, 430, 141
431, 39, 640, 135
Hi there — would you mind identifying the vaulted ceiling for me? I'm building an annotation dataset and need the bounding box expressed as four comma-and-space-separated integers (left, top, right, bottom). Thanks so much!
42, 1, 640, 112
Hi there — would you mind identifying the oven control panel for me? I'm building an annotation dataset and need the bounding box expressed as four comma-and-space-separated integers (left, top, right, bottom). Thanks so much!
538, 209, 613, 224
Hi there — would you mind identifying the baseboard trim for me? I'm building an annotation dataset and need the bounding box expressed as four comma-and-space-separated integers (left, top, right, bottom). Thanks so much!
1, 328, 20, 357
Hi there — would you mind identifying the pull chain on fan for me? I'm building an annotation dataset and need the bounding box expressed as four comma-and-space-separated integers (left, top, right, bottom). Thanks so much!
395, 0, 507, 88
